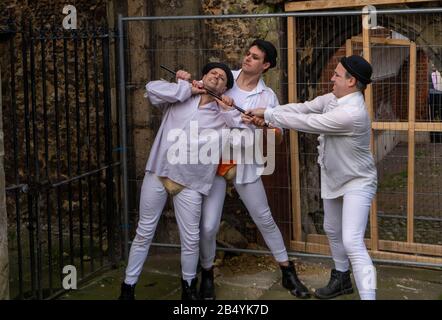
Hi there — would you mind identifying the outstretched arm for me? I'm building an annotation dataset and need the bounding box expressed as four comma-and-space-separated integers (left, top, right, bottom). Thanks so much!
255, 105, 354, 135
274, 93, 335, 115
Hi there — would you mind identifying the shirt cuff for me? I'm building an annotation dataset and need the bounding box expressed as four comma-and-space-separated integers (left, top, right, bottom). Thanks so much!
264, 108, 274, 125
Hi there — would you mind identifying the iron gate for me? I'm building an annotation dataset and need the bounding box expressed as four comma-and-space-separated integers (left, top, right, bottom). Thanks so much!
2, 19, 121, 299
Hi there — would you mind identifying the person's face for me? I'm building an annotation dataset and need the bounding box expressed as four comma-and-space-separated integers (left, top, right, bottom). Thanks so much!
202, 68, 228, 95
242, 45, 270, 75
331, 63, 357, 98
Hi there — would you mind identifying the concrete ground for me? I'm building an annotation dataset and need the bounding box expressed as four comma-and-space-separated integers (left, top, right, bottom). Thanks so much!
59, 248, 442, 300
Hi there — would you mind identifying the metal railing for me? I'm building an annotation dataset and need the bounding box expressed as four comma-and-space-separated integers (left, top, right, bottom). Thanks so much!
3, 21, 121, 299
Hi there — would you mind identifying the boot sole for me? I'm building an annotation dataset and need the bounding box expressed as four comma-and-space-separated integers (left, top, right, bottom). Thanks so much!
290, 290, 311, 299
199, 290, 216, 300
314, 287, 354, 299
283, 284, 311, 299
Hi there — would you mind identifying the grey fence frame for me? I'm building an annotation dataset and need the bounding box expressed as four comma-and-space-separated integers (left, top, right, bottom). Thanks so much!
117, 7, 442, 268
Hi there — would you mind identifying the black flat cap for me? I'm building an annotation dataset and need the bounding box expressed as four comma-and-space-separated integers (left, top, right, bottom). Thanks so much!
202, 62, 234, 89
250, 39, 277, 69
340, 55, 373, 85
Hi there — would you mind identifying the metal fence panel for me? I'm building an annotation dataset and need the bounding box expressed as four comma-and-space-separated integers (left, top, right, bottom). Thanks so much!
117, 8, 442, 268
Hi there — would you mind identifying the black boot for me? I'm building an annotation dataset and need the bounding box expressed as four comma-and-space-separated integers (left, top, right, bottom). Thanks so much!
280, 261, 311, 299
200, 267, 216, 300
118, 282, 136, 300
314, 269, 354, 299
181, 278, 200, 300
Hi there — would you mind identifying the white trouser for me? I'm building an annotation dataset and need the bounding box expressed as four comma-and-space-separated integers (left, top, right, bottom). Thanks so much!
200, 176, 288, 269
323, 191, 376, 300
125, 172, 202, 285
200, 176, 227, 269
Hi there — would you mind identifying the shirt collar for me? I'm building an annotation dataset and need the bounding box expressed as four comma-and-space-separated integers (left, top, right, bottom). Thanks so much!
336, 91, 363, 105
233, 69, 268, 94
198, 96, 219, 111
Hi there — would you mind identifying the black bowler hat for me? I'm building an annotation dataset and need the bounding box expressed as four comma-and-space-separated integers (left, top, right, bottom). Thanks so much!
202, 62, 234, 89
250, 39, 278, 69
340, 55, 373, 85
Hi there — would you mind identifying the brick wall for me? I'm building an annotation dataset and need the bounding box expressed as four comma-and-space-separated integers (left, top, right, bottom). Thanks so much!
397, 51, 430, 121
417, 51, 430, 121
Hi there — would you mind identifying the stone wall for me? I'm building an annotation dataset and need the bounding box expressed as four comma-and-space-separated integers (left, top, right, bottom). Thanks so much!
201, 0, 286, 100
0, 0, 108, 26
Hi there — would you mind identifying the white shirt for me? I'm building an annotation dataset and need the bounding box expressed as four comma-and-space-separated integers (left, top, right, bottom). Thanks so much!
264, 91, 377, 199
145, 79, 232, 196
227, 83, 249, 110
220, 69, 281, 184
432, 70, 442, 91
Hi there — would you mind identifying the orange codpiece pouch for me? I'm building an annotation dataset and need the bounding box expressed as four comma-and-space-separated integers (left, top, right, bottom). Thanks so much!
217, 161, 236, 182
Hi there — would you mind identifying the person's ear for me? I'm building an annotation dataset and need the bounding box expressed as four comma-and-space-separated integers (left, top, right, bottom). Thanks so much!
347, 76, 357, 87
262, 62, 270, 72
